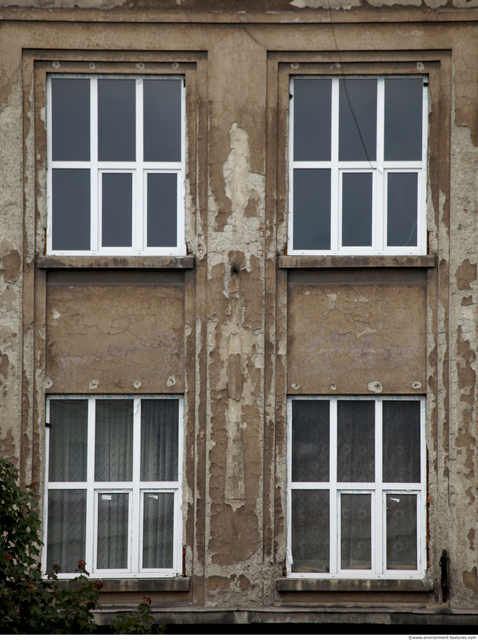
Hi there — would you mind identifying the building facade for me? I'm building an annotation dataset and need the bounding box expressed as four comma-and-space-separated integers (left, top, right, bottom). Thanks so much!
1, 0, 478, 626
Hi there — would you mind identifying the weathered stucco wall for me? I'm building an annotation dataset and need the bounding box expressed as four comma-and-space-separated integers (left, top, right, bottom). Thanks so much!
0, 2, 477, 621
45, 272, 185, 394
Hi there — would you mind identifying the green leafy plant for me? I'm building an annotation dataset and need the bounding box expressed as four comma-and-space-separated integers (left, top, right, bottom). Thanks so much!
0, 459, 102, 634
1, 459, 166, 634
112, 596, 166, 635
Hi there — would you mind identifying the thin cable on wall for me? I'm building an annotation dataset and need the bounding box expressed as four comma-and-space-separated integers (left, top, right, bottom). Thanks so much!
326, 0, 376, 172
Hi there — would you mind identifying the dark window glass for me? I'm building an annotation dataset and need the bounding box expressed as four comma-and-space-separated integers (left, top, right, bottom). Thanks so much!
342, 172, 372, 247
337, 400, 375, 483
383, 401, 421, 483
52, 169, 90, 251
47, 489, 86, 573
341, 493, 371, 570
387, 173, 418, 247
49, 400, 88, 482
144, 79, 182, 162
143, 493, 174, 568
293, 79, 331, 162
292, 490, 329, 573
384, 78, 423, 161
293, 169, 331, 250
147, 173, 177, 247
98, 79, 135, 161
141, 399, 179, 482
102, 173, 133, 247
95, 400, 133, 482
52, 78, 90, 161
339, 79, 377, 162
97, 493, 129, 569
386, 494, 417, 570
292, 400, 329, 483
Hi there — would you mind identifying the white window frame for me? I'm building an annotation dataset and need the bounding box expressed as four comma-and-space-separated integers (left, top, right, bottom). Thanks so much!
42, 395, 184, 579
46, 75, 186, 257
286, 396, 426, 580
288, 76, 428, 256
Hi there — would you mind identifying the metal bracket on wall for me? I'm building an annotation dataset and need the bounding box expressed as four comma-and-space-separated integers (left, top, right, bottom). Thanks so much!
439, 549, 450, 602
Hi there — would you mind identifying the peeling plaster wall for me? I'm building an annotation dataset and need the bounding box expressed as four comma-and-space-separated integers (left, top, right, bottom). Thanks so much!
448, 115, 478, 604
0, 28, 24, 470
1, 2, 478, 620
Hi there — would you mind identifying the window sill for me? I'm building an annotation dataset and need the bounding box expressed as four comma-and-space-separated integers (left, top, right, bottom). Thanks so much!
278, 255, 436, 269
37, 256, 195, 269
95, 578, 190, 592
276, 578, 435, 592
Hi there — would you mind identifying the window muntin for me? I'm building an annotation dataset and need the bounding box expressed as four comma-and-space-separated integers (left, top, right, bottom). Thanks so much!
43, 396, 183, 578
289, 76, 428, 256
287, 397, 426, 579
47, 75, 185, 257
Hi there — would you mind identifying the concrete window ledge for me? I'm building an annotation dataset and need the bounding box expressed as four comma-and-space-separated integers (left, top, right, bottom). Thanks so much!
98, 577, 191, 593
277, 255, 436, 269
37, 256, 195, 270
276, 578, 435, 592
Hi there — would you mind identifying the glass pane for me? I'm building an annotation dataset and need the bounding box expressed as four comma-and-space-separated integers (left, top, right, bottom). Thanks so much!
52, 169, 90, 251
383, 400, 421, 483
339, 79, 377, 162
341, 493, 371, 570
49, 400, 88, 482
386, 494, 417, 570
47, 489, 86, 574
291, 490, 329, 573
143, 493, 174, 568
293, 79, 331, 162
144, 79, 181, 162
147, 173, 177, 248
98, 79, 135, 161
97, 493, 129, 570
337, 400, 374, 483
95, 400, 133, 482
141, 399, 179, 482
387, 173, 418, 247
102, 173, 132, 247
293, 169, 330, 250
384, 78, 423, 161
342, 172, 372, 247
292, 400, 329, 483
52, 78, 90, 161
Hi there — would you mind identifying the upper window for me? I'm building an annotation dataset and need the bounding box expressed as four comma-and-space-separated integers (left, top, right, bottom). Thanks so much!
43, 395, 183, 578
288, 397, 426, 579
47, 76, 185, 256
289, 76, 427, 255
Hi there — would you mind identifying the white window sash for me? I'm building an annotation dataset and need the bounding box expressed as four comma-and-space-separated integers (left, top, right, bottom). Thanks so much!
288, 76, 428, 257
43, 394, 183, 579
46, 74, 186, 257
287, 395, 426, 580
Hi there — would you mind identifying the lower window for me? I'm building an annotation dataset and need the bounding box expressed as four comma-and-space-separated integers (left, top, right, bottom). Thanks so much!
43, 395, 183, 578
288, 396, 425, 579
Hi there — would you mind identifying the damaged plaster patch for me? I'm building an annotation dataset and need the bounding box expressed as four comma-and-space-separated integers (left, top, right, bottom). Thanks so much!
290, 0, 361, 8
368, 380, 383, 393
89, 379, 99, 390
167, 375, 176, 387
